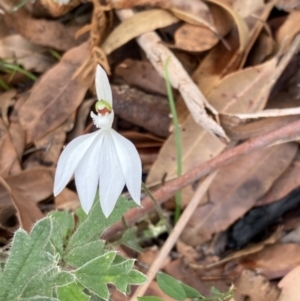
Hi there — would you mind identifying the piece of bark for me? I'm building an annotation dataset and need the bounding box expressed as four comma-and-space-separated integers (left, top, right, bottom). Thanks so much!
112, 85, 170, 137
115, 59, 167, 96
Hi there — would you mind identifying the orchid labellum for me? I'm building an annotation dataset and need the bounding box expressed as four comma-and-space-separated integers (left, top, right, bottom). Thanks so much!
54, 65, 142, 217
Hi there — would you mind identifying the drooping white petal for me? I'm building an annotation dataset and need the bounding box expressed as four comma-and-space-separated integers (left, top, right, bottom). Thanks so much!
75, 132, 104, 214
99, 131, 126, 217
54, 131, 100, 196
111, 129, 142, 206
95, 65, 112, 105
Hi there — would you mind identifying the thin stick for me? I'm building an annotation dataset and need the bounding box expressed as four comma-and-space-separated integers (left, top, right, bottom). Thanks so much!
130, 172, 218, 301
102, 118, 300, 240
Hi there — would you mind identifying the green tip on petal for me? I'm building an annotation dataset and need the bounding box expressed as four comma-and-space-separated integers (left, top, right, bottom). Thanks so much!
95, 100, 112, 115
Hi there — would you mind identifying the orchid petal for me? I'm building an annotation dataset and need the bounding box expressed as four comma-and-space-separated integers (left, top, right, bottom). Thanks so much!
90, 111, 114, 130
95, 65, 112, 105
99, 131, 125, 217
75, 132, 104, 214
111, 129, 142, 206
54, 131, 100, 196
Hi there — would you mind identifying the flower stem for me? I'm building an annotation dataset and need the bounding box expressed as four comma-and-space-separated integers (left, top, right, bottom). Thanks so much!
142, 183, 172, 233
0, 79, 10, 91
121, 215, 129, 229
164, 58, 182, 224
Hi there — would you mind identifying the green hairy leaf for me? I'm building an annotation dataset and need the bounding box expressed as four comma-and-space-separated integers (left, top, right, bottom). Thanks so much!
64, 240, 106, 268
56, 282, 90, 301
75, 251, 147, 300
0, 197, 146, 301
67, 196, 135, 252
120, 227, 142, 252
48, 211, 75, 256
21, 297, 59, 301
21, 267, 75, 298
0, 218, 56, 300
138, 297, 165, 301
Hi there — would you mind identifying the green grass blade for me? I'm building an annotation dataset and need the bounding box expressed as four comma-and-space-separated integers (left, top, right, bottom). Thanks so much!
164, 58, 182, 223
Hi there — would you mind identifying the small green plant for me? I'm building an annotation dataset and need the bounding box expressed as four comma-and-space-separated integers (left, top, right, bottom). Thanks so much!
0, 60, 37, 81
140, 273, 234, 301
0, 197, 147, 301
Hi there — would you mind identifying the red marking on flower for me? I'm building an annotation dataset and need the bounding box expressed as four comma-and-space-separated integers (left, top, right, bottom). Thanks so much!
98, 107, 111, 115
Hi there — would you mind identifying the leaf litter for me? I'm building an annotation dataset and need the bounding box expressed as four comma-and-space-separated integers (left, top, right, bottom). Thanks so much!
1, 0, 300, 300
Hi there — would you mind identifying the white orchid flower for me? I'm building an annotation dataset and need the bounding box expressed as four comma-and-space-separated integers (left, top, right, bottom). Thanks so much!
54, 65, 142, 217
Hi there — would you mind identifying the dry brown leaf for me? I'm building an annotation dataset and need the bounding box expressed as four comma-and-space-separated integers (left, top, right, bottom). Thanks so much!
0, 90, 17, 126
8, 121, 25, 162
138, 246, 170, 270
276, 0, 300, 11
146, 118, 222, 187
34, 115, 75, 165
1, 8, 83, 51
111, 0, 216, 30
238, 244, 300, 279
55, 187, 80, 211
234, 270, 279, 301
169, 0, 215, 31
122, 131, 164, 147
68, 98, 95, 141
256, 158, 300, 206
0, 177, 17, 231
0, 35, 55, 72
39, 0, 81, 17
232, 0, 264, 18
19, 42, 90, 144
281, 226, 300, 244
193, 1, 274, 93
238, 1, 276, 68
277, 265, 300, 301
10, 193, 43, 233
0, 167, 50, 230
5, 167, 54, 204
102, 9, 178, 55
193, 30, 241, 95
180, 143, 297, 246
277, 9, 300, 51
0, 117, 21, 177
174, 4, 233, 52
115, 59, 167, 96
209, 37, 300, 113
247, 30, 275, 65
220, 114, 300, 141
0, 18, 10, 39
175, 24, 220, 53
205, 0, 249, 51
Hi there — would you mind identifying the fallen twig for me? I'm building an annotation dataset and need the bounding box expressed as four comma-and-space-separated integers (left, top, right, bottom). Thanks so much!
102, 118, 300, 240
130, 172, 218, 300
